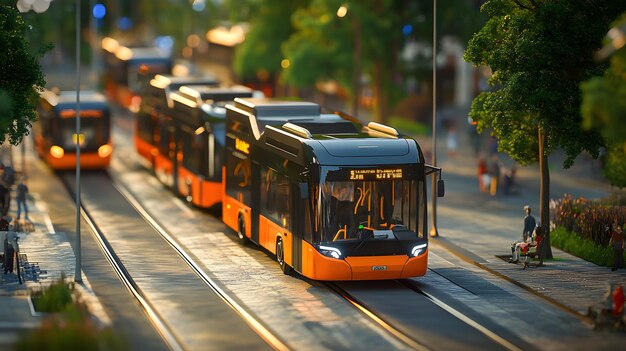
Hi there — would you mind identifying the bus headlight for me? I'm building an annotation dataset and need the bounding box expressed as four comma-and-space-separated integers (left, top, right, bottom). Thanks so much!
98, 144, 113, 158
410, 243, 428, 257
50, 145, 65, 159
319, 245, 342, 259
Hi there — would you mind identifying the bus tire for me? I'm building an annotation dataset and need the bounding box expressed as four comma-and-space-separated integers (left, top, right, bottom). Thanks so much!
276, 239, 292, 275
237, 215, 249, 244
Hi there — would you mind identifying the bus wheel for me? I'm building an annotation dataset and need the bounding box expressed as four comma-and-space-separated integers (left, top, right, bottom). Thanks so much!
276, 239, 292, 275
237, 215, 248, 244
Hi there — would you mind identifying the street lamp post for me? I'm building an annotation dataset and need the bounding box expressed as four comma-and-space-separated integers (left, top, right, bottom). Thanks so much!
74, 0, 82, 283
430, 0, 439, 238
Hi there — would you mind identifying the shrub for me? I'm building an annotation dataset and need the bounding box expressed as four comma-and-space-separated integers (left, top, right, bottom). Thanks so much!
31, 275, 73, 313
17, 276, 127, 351
550, 227, 619, 267
550, 194, 626, 247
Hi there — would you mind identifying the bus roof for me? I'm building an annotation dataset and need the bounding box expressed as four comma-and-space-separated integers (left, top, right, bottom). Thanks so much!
178, 85, 253, 104
41, 90, 108, 107
151, 74, 218, 90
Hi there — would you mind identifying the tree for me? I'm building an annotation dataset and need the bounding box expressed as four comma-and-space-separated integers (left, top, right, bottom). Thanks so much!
464, 0, 626, 260
0, 5, 46, 145
232, 0, 310, 96
581, 13, 626, 187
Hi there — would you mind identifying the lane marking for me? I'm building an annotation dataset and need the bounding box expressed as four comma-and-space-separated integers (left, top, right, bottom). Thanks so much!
421, 290, 523, 351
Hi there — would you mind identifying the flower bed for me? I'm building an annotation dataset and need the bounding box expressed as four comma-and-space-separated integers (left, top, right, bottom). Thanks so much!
550, 194, 626, 247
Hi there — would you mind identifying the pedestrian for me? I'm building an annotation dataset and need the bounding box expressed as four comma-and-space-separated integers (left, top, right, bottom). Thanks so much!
523, 205, 537, 238
2, 216, 17, 274
489, 154, 500, 196
610, 223, 624, 271
612, 284, 625, 329
446, 123, 458, 158
16, 176, 29, 221
477, 155, 487, 193
509, 206, 537, 263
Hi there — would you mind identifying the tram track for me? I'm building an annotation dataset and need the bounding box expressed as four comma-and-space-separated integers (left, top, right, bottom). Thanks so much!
58, 171, 282, 351
326, 278, 525, 351
59, 172, 185, 351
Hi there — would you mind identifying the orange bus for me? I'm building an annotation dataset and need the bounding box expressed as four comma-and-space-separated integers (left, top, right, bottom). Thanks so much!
223, 98, 444, 280
35, 90, 112, 170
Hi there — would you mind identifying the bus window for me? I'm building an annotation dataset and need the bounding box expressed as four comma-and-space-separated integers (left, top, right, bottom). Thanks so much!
319, 179, 418, 244
226, 151, 250, 203
261, 167, 290, 229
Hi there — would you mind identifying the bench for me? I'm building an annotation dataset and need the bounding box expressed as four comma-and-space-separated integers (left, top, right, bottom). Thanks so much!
519, 234, 543, 269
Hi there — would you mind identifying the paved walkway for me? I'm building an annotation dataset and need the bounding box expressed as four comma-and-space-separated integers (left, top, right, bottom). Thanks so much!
0, 143, 109, 350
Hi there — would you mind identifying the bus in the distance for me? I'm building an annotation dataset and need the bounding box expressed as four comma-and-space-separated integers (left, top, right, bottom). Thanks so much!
102, 37, 172, 111
223, 98, 444, 280
35, 90, 112, 170
134, 74, 219, 170
145, 84, 254, 209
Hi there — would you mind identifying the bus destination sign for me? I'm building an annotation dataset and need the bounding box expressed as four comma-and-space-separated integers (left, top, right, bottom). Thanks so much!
349, 168, 403, 181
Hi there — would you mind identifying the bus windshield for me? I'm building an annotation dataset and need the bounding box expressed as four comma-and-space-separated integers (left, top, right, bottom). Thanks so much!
318, 177, 419, 244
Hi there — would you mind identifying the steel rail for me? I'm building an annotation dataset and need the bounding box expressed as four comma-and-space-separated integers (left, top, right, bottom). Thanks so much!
324, 282, 431, 351
111, 177, 290, 351
400, 279, 523, 351
60, 175, 185, 351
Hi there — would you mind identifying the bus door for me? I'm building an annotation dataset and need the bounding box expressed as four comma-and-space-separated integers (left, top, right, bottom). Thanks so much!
290, 182, 306, 273
250, 162, 260, 243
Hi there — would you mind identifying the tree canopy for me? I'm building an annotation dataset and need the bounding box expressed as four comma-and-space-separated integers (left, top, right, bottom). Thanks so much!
0, 5, 46, 145
465, 0, 623, 168
581, 13, 626, 187
464, 0, 626, 259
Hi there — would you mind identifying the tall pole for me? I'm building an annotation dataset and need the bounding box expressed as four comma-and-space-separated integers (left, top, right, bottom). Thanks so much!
75, 0, 82, 283
430, 0, 439, 238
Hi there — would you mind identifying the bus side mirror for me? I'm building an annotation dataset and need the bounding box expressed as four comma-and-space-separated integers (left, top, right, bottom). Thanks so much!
437, 179, 445, 197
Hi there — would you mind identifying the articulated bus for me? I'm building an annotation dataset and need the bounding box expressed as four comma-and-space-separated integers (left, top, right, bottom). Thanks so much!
102, 37, 172, 111
143, 83, 254, 209
135, 74, 219, 169
35, 90, 112, 170
223, 98, 444, 280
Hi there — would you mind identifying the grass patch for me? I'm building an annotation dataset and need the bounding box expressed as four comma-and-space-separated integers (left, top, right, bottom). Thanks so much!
551, 227, 621, 267
31, 275, 73, 313
387, 117, 430, 136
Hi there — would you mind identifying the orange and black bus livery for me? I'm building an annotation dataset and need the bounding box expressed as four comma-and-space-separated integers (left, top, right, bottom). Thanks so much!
140, 83, 254, 209
135, 74, 219, 170
223, 98, 443, 281
35, 90, 112, 170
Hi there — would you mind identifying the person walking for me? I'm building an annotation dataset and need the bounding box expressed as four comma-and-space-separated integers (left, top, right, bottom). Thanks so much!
489, 154, 500, 196
610, 223, 624, 271
16, 176, 29, 221
477, 155, 487, 193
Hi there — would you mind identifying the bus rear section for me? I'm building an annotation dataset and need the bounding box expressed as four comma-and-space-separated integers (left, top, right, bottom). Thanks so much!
134, 74, 219, 170
167, 85, 253, 209
101, 37, 172, 111
35, 90, 112, 170
223, 98, 443, 281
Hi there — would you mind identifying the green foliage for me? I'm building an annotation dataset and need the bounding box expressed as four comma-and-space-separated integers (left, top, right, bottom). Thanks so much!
387, 117, 430, 137
551, 227, 620, 267
464, 0, 625, 168
0, 5, 47, 145
18, 275, 127, 351
16, 303, 127, 351
581, 13, 626, 187
31, 276, 73, 313
233, 0, 310, 81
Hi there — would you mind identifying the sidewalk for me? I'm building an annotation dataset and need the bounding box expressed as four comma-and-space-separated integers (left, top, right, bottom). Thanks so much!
0, 144, 109, 349
427, 108, 626, 323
